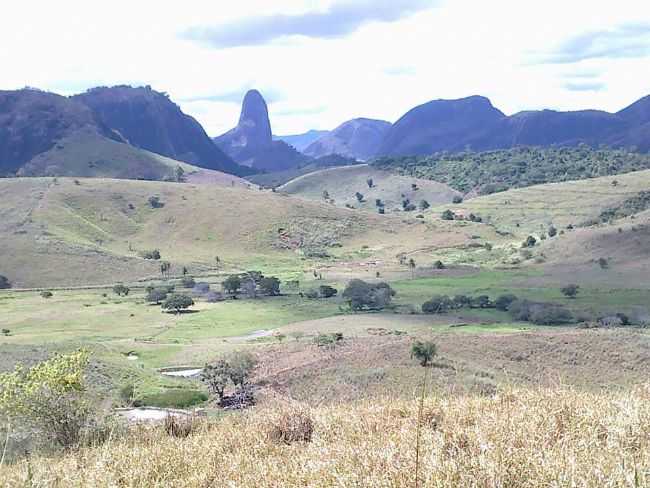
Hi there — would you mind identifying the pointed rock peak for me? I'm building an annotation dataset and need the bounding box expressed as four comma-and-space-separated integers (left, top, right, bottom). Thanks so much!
239, 89, 271, 126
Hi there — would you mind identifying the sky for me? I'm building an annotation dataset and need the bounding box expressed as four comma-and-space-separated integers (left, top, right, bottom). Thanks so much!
1, 0, 649, 135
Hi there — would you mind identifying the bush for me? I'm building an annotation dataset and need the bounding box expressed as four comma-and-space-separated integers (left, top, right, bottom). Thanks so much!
314, 332, 344, 349
223, 275, 242, 295
452, 295, 471, 308
509, 299, 573, 325
318, 285, 338, 298
452, 195, 463, 204
419, 200, 430, 210
140, 249, 161, 260
522, 236, 537, 248
268, 410, 314, 445
161, 294, 194, 313
422, 295, 454, 314
433, 260, 445, 269
470, 295, 492, 308
342, 280, 395, 311
201, 360, 230, 401
355, 192, 364, 203
163, 414, 200, 438
225, 352, 257, 388
548, 225, 557, 237
148, 196, 164, 208
113, 284, 129, 296
259, 276, 281, 296
40, 291, 53, 299
441, 209, 455, 220
495, 294, 518, 311
598, 257, 609, 269
146, 288, 168, 305
181, 277, 196, 289
0, 275, 11, 289
1, 328, 10, 336
561, 284, 580, 299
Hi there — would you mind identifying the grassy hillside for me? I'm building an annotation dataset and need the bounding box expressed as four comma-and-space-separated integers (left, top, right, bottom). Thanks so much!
279, 164, 460, 211
0, 176, 476, 287
3, 385, 649, 487
374, 146, 650, 195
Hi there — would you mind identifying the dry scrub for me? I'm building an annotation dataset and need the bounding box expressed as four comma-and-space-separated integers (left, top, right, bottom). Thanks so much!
2, 385, 649, 487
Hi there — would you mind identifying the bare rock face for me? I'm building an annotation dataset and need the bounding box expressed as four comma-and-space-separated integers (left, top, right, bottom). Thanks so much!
214, 90, 307, 171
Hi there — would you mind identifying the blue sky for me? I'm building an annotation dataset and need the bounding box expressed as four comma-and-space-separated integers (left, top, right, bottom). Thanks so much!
1, 0, 649, 135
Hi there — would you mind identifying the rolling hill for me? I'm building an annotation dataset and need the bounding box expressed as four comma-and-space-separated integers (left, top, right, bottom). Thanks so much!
273, 130, 329, 151
278, 164, 460, 211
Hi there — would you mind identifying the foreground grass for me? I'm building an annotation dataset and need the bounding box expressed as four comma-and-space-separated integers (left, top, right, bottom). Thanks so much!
2, 385, 648, 487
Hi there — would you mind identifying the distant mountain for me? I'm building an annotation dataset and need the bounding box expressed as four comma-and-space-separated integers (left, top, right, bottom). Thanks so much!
377, 94, 650, 156
303, 118, 391, 160
73, 85, 247, 175
0, 89, 122, 175
213, 90, 307, 171
379, 96, 504, 156
273, 130, 329, 152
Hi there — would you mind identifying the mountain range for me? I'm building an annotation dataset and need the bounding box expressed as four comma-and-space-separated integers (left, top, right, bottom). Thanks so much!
1, 85, 649, 181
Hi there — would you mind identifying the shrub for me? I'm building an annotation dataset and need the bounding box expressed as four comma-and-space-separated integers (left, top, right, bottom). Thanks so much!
304, 289, 320, 299
140, 249, 161, 260
561, 284, 580, 299
355, 192, 364, 203
366, 178, 374, 188
433, 260, 445, 269
470, 295, 492, 308
162, 294, 194, 313
342, 280, 395, 311
509, 299, 573, 325
40, 291, 53, 299
422, 295, 454, 314
163, 414, 200, 438
548, 225, 557, 237
223, 275, 242, 295
148, 196, 164, 208
0, 275, 11, 289
226, 352, 257, 388
598, 257, 609, 269
314, 332, 344, 349
201, 360, 230, 401
378, 207, 385, 214
452, 195, 463, 204
259, 277, 281, 296
268, 410, 314, 445
411, 341, 437, 367
419, 200, 430, 210
441, 209, 455, 220
181, 277, 196, 289
1, 328, 10, 336
522, 236, 537, 248
146, 289, 168, 305
113, 284, 129, 296
452, 295, 471, 309
319, 285, 338, 298
495, 294, 518, 311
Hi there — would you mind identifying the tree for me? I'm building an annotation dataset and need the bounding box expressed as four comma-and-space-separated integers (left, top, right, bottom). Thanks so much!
598, 257, 609, 269
162, 294, 194, 313
318, 285, 338, 298
174, 165, 185, 182
200, 360, 230, 401
0, 275, 10, 289
113, 284, 129, 296
495, 294, 518, 311
422, 295, 453, 314
561, 284, 580, 299
322, 190, 330, 200
522, 235, 537, 248
355, 192, 364, 203
146, 289, 168, 305
223, 275, 242, 296
40, 291, 53, 299
160, 261, 171, 277
452, 195, 463, 204
148, 196, 164, 208
342, 280, 395, 311
411, 183, 418, 191
259, 277, 281, 296
366, 178, 374, 188
548, 225, 558, 237
411, 341, 437, 367
181, 277, 196, 289
226, 352, 257, 388
419, 200, 430, 211
408, 258, 416, 278
452, 294, 472, 309
471, 295, 492, 308
433, 260, 445, 269
441, 209, 455, 220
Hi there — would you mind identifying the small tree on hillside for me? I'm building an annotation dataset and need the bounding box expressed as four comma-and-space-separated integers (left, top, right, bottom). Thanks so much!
408, 258, 416, 279
318, 285, 338, 298
223, 275, 242, 296
561, 284, 580, 299
0, 275, 11, 289
148, 196, 164, 208
355, 192, 364, 203
366, 178, 374, 188
411, 341, 437, 367
226, 352, 257, 388
146, 288, 168, 305
441, 209, 455, 220
201, 360, 230, 401
419, 200, 430, 211
259, 277, 281, 296
113, 284, 130, 296
162, 294, 194, 314
522, 235, 537, 248
548, 225, 558, 237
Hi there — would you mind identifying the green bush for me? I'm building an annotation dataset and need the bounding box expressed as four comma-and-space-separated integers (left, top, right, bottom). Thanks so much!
422, 295, 454, 314
342, 280, 395, 311
0, 275, 11, 289
495, 294, 518, 311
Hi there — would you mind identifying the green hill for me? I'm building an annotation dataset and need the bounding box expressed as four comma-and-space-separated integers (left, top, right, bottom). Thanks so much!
279, 164, 460, 212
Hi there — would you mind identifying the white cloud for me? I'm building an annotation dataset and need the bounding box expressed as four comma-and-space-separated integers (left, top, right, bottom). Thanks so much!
0, 0, 649, 135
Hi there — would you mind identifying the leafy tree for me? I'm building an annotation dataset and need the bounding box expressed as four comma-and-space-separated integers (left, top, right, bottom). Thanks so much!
259, 277, 281, 296
561, 284, 580, 299
495, 294, 518, 311
40, 291, 53, 299
411, 341, 437, 367
200, 360, 230, 401
452, 195, 463, 204
148, 196, 164, 208
366, 178, 374, 188
146, 288, 168, 305
422, 295, 453, 314
452, 295, 471, 309
162, 294, 194, 313
408, 258, 416, 278
0, 275, 10, 289
522, 236, 537, 248
322, 190, 330, 200
375, 198, 384, 207
160, 261, 171, 277
441, 209, 455, 220
355, 192, 364, 203
419, 200, 430, 211
223, 275, 242, 296
402, 199, 416, 211
342, 279, 396, 311
471, 295, 492, 308
141, 249, 161, 260
226, 352, 257, 388
548, 225, 558, 237
433, 260, 445, 269
598, 257, 609, 269
113, 284, 130, 296
411, 183, 418, 191
318, 285, 338, 298
174, 165, 185, 182
378, 207, 385, 214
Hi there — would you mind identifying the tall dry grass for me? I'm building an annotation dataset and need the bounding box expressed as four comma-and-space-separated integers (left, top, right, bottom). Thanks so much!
2, 385, 649, 487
